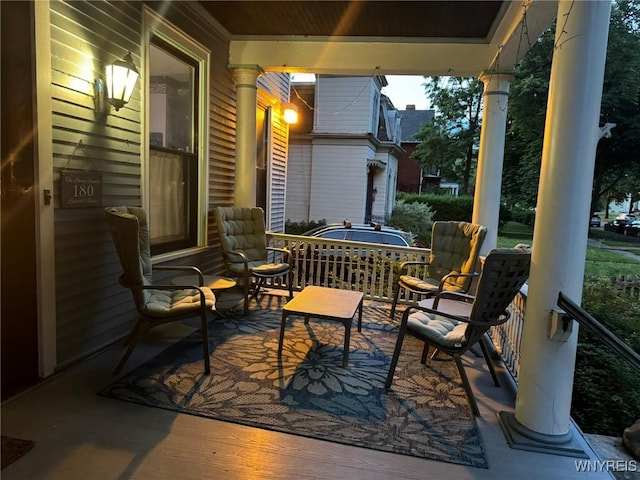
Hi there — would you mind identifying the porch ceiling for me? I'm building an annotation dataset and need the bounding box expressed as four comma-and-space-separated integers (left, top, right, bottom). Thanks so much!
199, 0, 558, 76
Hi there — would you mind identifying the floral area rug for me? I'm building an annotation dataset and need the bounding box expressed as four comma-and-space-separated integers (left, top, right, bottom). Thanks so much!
99, 299, 487, 468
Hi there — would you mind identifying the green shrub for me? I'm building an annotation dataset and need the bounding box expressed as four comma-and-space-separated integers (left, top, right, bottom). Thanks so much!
571, 277, 640, 436
285, 219, 326, 235
396, 192, 511, 228
389, 200, 434, 246
509, 206, 536, 226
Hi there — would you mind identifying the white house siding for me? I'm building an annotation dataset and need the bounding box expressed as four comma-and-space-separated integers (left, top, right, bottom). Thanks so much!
314, 76, 375, 135
257, 73, 291, 232
286, 142, 313, 223
47, 0, 245, 367
308, 140, 369, 223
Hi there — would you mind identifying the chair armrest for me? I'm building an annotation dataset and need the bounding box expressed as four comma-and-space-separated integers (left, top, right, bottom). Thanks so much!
402, 304, 469, 326
225, 249, 251, 274
432, 290, 476, 308
267, 246, 293, 266
155, 265, 204, 286
403, 304, 511, 328
398, 259, 430, 273
434, 271, 479, 296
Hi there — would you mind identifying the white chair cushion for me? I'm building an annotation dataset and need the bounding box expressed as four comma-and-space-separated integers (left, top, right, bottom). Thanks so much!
407, 309, 469, 348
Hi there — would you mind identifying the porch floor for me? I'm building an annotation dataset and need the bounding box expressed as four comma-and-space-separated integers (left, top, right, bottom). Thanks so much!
1, 294, 614, 480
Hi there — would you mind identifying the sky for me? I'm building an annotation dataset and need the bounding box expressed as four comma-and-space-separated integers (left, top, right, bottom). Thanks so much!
291, 74, 432, 111
382, 75, 431, 111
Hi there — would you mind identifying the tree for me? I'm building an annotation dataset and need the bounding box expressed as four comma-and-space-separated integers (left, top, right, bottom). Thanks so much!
411, 77, 484, 195
503, 0, 640, 213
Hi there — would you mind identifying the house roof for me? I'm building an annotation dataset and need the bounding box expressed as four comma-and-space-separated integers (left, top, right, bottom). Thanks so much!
399, 108, 435, 143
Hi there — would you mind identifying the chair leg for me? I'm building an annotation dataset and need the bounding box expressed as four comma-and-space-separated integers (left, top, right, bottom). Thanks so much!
390, 283, 401, 319
113, 321, 144, 374
287, 270, 294, 300
200, 310, 211, 375
453, 354, 480, 416
243, 275, 250, 315
420, 343, 430, 364
385, 308, 410, 389
479, 336, 500, 387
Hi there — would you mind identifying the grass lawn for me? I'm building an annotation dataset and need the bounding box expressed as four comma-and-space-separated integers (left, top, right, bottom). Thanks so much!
498, 221, 640, 278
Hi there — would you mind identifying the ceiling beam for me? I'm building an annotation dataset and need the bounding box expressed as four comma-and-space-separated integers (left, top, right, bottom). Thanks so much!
228, 0, 558, 77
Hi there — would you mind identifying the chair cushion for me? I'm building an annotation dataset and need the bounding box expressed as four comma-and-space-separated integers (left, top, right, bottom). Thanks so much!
143, 287, 216, 317
251, 262, 291, 276
226, 260, 290, 276
399, 275, 463, 294
407, 310, 468, 348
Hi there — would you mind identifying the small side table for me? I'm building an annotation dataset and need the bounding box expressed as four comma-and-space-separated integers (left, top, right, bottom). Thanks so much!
278, 286, 364, 367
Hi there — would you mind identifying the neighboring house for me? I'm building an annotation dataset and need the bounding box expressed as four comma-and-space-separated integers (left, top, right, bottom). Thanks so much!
396, 106, 459, 195
397, 105, 434, 193
286, 75, 403, 225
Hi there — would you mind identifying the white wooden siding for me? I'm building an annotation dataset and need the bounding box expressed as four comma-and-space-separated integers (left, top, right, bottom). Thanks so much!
286, 142, 313, 222
50, 0, 238, 367
314, 76, 374, 135
257, 72, 291, 233
308, 141, 369, 223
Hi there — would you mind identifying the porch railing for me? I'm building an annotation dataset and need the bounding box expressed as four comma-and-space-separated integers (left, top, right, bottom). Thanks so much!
488, 285, 527, 383
267, 232, 429, 302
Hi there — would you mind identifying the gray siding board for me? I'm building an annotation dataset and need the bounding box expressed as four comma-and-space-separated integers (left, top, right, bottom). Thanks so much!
51, 0, 144, 366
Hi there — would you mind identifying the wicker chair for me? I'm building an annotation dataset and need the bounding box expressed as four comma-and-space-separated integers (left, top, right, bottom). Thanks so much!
390, 221, 487, 319
385, 248, 531, 416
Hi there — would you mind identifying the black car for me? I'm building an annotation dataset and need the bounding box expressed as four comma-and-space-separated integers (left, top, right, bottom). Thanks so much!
604, 214, 635, 234
292, 222, 420, 287
301, 222, 418, 247
624, 220, 640, 237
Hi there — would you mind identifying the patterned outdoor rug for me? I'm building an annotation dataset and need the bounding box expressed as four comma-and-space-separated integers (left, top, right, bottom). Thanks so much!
99, 299, 488, 468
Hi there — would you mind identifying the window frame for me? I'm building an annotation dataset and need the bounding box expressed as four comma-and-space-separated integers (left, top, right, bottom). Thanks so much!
142, 7, 210, 260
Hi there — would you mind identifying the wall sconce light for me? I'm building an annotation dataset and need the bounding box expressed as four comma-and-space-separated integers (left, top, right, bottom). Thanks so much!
282, 102, 299, 125
104, 51, 139, 111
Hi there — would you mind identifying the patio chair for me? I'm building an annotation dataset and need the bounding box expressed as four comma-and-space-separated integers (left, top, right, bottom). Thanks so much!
385, 248, 531, 416
213, 206, 293, 314
105, 206, 216, 374
389, 221, 487, 319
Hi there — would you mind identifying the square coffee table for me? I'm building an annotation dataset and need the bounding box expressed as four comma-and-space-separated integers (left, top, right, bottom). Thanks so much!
277, 286, 364, 367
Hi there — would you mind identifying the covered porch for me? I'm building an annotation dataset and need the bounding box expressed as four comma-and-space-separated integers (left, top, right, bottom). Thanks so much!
2, 0, 628, 477
0, 293, 612, 480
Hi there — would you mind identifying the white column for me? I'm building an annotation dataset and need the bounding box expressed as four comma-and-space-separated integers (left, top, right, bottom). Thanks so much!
472, 72, 513, 255
233, 66, 262, 207
514, 0, 611, 438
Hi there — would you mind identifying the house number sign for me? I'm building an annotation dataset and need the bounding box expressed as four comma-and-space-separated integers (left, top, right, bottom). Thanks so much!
60, 171, 103, 208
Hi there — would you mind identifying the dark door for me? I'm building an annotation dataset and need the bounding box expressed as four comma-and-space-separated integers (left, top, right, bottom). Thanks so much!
365, 166, 375, 223
1, 1, 40, 400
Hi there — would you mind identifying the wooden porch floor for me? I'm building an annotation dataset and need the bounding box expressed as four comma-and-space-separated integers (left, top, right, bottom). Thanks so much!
1, 295, 613, 480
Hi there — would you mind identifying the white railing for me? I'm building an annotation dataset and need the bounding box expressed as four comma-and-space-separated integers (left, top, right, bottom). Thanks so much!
267, 232, 429, 302
488, 284, 528, 383
266, 232, 527, 381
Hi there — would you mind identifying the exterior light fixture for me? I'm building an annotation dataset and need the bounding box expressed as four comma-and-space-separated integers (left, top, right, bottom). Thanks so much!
282, 102, 299, 125
105, 51, 139, 111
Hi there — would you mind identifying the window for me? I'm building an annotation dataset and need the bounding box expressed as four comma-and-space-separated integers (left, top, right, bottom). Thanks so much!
144, 10, 209, 256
